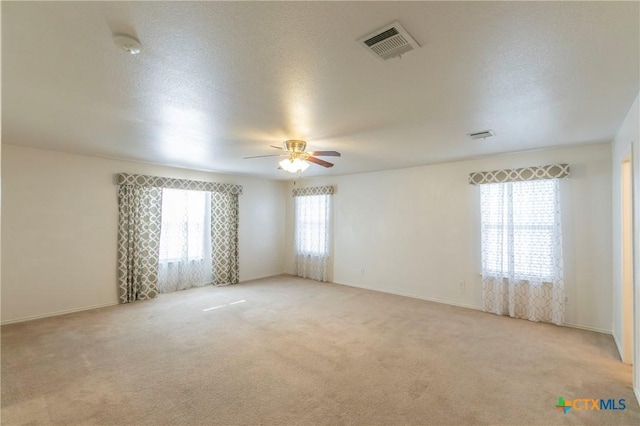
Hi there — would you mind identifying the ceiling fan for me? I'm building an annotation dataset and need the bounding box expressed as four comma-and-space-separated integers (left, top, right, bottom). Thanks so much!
244, 140, 341, 173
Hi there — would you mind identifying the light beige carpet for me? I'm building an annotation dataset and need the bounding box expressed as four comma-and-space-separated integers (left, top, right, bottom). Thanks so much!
2, 275, 638, 425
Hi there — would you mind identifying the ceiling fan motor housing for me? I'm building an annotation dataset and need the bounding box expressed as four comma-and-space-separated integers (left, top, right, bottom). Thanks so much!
285, 139, 307, 153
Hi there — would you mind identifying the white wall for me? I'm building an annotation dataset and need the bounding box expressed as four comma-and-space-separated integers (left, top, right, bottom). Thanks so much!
1, 140, 618, 334
1, 144, 287, 323
611, 93, 639, 391
286, 144, 613, 332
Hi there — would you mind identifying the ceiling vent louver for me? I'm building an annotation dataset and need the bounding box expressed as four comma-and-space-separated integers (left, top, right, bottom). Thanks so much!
468, 130, 495, 140
357, 21, 420, 61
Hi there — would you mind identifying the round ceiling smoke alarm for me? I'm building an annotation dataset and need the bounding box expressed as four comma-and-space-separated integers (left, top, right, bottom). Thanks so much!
113, 33, 141, 55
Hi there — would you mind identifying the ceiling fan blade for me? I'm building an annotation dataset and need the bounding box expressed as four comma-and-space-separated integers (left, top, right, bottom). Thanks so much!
309, 151, 341, 157
269, 145, 284, 150
306, 156, 334, 168
243, 154, 287, 159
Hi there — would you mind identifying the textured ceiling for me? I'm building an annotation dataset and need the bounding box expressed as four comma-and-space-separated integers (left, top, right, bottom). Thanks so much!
3, 1, 639, 180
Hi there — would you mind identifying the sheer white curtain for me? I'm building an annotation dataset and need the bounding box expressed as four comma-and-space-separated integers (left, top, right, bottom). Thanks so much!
294, 194, 331, 282
481, 179, 564, 325
158, 189, 213, 293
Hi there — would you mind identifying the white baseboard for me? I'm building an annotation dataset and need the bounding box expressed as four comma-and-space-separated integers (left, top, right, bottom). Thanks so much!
332, 280, 484, 312
332, 280, 612, 334
563, 322, 612, 335
612, 330, 625, 360
634, 386, 640, 409
3, 278, 615, 340
240, 273, 287, 283
1, 302, 119, 326
1, 275, 285, 325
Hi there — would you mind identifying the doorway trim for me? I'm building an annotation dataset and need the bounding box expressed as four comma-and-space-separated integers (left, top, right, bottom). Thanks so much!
621, 151, 634, 365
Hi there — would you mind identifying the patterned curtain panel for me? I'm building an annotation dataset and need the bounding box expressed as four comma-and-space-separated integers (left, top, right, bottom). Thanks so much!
117, 185, 163, 303
292, 185, 335, 197
211, 192, 240, 285
468, 164, 569, 185
116, 173, 242, 195
480, 179, 564, 325
293, 187, 334, 282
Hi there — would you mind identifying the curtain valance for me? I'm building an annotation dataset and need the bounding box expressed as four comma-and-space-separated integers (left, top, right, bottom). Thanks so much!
292, 185, 335, 197
468, 164, 569, 185
116, 173, 243, 195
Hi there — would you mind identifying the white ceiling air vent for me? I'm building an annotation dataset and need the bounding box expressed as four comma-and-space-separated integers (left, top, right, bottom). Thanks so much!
468, 130, 495, 140
357, 21, 420, 61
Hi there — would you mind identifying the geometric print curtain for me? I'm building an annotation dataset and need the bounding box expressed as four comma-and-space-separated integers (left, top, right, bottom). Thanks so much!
292, 185, 335, 197
211, 192, 240, 285
116, 173, 242, 302
468, 164, 570, 185
480, 179, 565, 325
117, 185, 163, 303
116, 173, 243, 195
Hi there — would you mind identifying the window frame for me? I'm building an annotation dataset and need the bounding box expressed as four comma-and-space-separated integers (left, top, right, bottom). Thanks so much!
294, 194, 330, 257
480, 179, 559, 282
158, 188, 210, 264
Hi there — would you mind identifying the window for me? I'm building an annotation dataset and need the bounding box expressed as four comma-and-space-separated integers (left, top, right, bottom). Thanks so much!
159, 189, 210, 263
292, 187, 333, 282
478, 171, 565, 325
481, 179, 559, 281
294, 194, 330, 256
116, 172, 241, 301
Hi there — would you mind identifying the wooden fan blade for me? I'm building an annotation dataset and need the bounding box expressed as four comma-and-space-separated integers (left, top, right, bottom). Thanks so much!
306, 156, 334, 168
309, 151, 341, 157
243, 154, 286, 159
269, 145, 284, 150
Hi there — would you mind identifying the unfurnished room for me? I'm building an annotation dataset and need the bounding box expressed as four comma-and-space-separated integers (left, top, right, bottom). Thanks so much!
1, 1, 640, 425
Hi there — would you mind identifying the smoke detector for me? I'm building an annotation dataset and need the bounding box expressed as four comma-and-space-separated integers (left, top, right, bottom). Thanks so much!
468, 130, 495, 140
357, 21, 420, 61
113, 33, 141, 55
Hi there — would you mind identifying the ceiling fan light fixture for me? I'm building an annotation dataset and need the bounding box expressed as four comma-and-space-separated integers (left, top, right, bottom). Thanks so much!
279, 157, 309, 174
